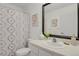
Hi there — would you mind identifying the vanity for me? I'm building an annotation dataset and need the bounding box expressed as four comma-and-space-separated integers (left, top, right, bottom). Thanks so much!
28, 39, 79, 56
28, 3, 79, 56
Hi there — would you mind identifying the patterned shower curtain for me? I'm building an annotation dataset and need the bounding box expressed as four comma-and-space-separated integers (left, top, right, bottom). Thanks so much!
0, 4, 29, 56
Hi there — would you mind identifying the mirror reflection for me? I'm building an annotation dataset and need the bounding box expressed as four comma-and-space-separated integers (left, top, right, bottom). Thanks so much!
44, 3, 78, 38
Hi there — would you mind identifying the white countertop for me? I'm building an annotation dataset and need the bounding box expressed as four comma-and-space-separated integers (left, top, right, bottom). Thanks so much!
29, 39, 79, 56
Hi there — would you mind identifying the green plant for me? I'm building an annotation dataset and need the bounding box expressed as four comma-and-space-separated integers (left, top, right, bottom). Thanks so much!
44, 32, 50, 39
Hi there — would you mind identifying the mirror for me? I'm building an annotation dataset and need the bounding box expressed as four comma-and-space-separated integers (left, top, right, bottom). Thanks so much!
42, 3, 79, 39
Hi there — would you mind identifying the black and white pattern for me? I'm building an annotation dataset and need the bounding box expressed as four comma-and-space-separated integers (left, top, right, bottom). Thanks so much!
0, 30, 5, 39
7, 26, 15, 33
7, 18, 15, 25
8, 43, 15, 50
0, 20, 5, 28
7, 8, 16, 56
7, 8, 15, 16
0, 5, 28, 56
0, 11, 5, 19
0, 40, 6, 48
8, 34, 15, 42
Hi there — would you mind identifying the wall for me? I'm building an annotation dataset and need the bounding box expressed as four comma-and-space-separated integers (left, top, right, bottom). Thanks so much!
0, 4, 29, 56
26, 3, 43, 40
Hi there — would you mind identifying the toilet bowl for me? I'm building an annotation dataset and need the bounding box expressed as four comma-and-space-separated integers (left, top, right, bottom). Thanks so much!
15, 48, 31, 56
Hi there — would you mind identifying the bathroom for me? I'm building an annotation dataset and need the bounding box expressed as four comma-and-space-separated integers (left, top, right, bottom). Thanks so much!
0, 3, 43, 56
0, 2, 79, 57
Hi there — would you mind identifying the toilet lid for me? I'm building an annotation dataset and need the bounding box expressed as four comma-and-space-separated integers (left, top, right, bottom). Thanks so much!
16, 48, 31, 56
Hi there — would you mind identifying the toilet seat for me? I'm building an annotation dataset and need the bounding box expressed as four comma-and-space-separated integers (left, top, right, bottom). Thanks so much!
15, 48, 31, 56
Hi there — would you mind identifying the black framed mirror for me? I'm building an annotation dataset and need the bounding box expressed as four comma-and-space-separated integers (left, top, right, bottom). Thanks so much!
42, 3, 79, 40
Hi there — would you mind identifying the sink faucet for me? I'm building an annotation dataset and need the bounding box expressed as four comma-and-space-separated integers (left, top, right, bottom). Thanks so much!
52, 37, 57, 42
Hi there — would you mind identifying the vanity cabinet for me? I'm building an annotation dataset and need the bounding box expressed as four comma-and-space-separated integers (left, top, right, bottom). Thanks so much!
28, 40, 79, 56
29, 43, 39, 56
29, 42, 63, 56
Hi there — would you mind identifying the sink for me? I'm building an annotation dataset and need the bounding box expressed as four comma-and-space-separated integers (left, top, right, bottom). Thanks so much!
44, 40, 65, 48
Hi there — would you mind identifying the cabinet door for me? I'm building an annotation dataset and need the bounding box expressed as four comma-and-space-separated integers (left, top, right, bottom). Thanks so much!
29, 43, 39, 56
29, 43, 63, 56
39, 48, 63, 56
39, 49, 52, 56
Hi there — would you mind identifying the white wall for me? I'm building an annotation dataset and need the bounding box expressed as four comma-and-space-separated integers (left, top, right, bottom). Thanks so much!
26, 3, 43, 40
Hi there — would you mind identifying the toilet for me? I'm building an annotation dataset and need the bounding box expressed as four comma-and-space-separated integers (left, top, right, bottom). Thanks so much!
15, 48, 31, 56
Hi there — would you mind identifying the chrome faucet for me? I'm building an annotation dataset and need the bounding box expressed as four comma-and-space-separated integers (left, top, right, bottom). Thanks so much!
52, 37, 57, 42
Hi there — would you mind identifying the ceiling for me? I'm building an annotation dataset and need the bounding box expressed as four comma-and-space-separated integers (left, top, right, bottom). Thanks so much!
10, 3, 43, 10
45, 3, 75, 12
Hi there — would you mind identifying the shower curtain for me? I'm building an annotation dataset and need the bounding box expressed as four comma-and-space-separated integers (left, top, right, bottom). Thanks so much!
0, 4, 29, 56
